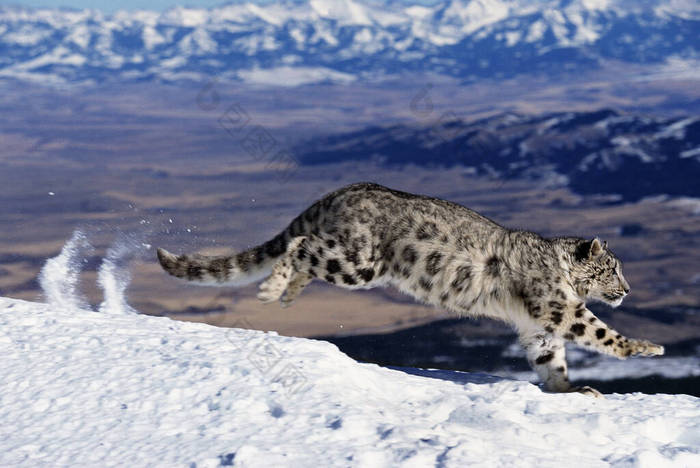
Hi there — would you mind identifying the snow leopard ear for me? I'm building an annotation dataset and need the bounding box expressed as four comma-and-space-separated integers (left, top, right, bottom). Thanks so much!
575, 238, 604, 261
589, 238, 604, 258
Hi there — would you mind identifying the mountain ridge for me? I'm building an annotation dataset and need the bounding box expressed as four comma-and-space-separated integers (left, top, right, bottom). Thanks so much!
1, 0, 698, 85
294, 108, 700, 201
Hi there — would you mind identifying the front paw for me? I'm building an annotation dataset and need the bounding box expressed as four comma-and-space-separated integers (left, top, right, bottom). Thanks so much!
628, 339, 664, 357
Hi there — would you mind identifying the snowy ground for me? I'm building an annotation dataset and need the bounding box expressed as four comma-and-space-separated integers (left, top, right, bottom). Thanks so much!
2, 296, 699, 467
1, 232, 699, 467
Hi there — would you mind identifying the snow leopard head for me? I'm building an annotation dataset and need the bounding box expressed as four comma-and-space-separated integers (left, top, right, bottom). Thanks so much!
572, 238, 630, 308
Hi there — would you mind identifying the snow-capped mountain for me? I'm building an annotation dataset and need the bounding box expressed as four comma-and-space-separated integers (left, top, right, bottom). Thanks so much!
296, 109, 700, 201
0, 0, 698, 85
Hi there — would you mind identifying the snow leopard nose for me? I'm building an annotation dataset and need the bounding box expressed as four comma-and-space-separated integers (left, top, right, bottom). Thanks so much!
623, 286, 630, 294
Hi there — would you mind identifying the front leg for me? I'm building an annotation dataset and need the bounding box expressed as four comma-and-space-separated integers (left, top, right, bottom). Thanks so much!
533, 299, 664, 359
520, 332, 603, 398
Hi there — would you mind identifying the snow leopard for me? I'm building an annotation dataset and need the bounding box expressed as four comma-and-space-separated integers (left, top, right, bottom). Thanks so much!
157, 182, 664, 397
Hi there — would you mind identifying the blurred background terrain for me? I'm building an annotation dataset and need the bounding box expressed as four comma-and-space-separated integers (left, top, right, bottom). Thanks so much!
1, 0, 698, 394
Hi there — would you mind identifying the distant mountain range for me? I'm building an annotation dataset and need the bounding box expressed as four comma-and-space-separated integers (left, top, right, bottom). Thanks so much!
295, 109, 700, 201
0, 0, 698, 85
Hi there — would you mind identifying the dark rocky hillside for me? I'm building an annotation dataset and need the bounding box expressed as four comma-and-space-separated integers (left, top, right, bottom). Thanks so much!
296, 109, 700, 201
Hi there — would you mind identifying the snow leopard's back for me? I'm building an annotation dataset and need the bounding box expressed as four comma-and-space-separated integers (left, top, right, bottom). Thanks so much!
157, 182, 509, 312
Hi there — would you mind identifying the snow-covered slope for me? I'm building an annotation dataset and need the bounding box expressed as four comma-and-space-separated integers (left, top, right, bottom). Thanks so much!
1, 232, 699, 466
0, 0, 697, 85
2, 296, 700, 467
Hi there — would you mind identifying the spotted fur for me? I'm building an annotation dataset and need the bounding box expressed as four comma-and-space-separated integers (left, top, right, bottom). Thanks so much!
157, 182, 664, 397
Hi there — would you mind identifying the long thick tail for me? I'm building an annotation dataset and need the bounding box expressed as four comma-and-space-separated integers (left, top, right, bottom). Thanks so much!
156, 192, 337, 286
157, 231, 290, 287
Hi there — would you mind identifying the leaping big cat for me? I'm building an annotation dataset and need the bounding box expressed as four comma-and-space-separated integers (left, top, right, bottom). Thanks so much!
158, 182, 664, 397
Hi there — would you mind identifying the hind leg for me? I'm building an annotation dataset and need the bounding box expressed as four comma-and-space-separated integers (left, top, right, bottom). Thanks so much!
280, 272, 313, 308
293, 232, 385, 291
257, 236, 306, 304
258, 232, 386, 305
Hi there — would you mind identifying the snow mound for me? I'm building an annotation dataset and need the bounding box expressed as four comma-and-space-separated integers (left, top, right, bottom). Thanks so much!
1, 231, 699, 465
1, 296, 699, 467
